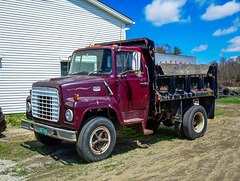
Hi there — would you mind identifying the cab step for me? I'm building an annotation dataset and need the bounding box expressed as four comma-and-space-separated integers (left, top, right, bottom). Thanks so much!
143, 129, 153, 135
124, 118, 143, 125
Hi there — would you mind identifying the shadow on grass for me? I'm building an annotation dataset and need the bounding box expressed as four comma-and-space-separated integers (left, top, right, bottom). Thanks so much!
0, 134, 6, 139
21, 140, 83, 165
113, 126, 180, 155
21, 125, 180, 164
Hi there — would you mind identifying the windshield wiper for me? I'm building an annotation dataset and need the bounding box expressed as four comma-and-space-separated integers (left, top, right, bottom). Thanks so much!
88, 69, 110, 75
71, 71, 88, 75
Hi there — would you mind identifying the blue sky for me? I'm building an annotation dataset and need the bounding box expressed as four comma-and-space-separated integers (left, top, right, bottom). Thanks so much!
101, 0, 240, 64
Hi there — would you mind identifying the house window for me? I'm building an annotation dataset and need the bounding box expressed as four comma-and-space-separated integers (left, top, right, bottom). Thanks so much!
0, 54, 2, 68
60, 60, 70, 76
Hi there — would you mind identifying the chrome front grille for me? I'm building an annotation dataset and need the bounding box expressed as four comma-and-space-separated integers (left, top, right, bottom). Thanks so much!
32, 87, 59, 122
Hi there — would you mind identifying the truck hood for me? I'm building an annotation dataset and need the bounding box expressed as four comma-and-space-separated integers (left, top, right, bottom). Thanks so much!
33, 75, 105, 89
33, 74, 109, 99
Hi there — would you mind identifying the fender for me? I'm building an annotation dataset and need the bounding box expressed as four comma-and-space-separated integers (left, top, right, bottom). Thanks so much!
73, 96, 124, 130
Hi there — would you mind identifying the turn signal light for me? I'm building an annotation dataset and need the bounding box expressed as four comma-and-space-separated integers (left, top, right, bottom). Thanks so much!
73, 94, 79, 101
30, 89, 32, 95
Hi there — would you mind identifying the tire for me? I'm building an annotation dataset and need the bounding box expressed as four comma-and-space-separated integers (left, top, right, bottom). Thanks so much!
0, 108, 7, 134
34, 132, 62, 145
182, 105, 207, 140
163, 119, 174, 127
76, 116, 116, 162
146, 121, 161, 133
221, 87, 231, 95
174, 121, 185, 138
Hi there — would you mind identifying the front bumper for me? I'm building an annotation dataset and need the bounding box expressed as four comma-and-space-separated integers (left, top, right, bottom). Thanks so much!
21, 119, 77, 142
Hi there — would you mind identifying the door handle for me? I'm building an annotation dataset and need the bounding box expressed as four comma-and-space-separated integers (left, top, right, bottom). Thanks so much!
140, 82, 149, 87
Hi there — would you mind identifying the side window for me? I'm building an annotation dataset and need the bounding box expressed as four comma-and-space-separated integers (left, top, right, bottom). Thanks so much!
116, 51, 142, 74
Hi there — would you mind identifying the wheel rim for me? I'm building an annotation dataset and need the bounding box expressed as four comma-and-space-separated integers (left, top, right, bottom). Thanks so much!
192, 112, 205, 133
89, 126, 111, 155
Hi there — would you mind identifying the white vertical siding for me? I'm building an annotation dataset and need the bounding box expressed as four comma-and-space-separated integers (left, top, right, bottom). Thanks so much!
0, 0, 127, 114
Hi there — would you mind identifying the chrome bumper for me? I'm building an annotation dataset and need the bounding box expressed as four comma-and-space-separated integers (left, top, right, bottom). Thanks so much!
21, 119, 77, 142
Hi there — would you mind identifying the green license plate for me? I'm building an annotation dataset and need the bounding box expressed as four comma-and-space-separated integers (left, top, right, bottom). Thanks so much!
39, 127, 47, 135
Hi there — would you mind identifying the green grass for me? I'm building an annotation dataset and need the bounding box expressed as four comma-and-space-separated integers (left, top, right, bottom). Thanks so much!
215, 109, 233, 117
119, 125, 178, 143
119, 126, 144, 139
0, 167, 28, 176
216, 96, 240, 104
5, 113, 26, 126
0, 141, 35, 160
215, 108, 240, 117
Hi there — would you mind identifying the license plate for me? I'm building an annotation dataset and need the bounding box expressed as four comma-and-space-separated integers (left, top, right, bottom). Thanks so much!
39, 127, 47, 135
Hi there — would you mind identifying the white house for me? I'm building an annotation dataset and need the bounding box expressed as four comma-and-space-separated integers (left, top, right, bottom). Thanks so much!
0, 0, 133, 114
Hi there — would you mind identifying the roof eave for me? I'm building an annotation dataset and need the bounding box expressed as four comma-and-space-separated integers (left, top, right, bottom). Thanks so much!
86, 0, 133, 25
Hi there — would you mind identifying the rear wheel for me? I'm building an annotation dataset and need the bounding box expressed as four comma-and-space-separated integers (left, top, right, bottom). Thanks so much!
76, 116, 116, 162
146, 121, 161, 133
163, 119, 174, 127
0, 108, 7, 134
34, 132, 62, 145
182, 105, 207, 140
174, 121, 185, 138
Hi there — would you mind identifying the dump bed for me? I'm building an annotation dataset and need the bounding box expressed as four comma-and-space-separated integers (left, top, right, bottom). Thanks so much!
155, 63, 218, 101
97, 37, 218, 101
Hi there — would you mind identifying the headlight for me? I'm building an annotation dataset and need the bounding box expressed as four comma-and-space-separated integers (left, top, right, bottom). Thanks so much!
65, 109, 73, 122
26, 102, 31, 112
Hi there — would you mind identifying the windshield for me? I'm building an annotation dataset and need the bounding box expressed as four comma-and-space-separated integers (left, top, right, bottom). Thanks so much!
69, 49, 112, 75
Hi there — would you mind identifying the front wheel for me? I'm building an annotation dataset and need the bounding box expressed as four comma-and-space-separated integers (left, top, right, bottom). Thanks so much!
182, 105, 207, 140
76, 116, 116, 162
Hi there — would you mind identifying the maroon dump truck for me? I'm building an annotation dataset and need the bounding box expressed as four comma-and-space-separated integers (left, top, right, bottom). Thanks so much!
22, 38, 218, 162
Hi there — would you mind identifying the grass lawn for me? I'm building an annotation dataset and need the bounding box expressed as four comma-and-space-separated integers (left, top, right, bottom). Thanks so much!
216, 96, 240, 104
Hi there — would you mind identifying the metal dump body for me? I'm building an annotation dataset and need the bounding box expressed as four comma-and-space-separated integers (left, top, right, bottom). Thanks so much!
97, 37, 218, 102
155, 63, 218, 102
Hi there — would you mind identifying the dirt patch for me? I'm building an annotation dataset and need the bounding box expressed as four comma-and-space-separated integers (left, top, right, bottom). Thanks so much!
1, 104, 240, 180
215, 103, 240, 111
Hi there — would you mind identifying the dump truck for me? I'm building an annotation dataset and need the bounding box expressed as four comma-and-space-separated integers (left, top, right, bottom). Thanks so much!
22, 38, 218, 162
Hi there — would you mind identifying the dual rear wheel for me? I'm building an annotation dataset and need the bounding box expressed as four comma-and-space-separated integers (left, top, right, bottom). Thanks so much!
174, 105, 208, 140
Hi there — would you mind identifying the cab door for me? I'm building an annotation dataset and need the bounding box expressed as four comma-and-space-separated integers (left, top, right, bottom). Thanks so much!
116, 50, 150, 111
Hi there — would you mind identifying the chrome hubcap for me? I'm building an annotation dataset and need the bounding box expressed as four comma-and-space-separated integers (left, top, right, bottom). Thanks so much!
89, 126, 111, 155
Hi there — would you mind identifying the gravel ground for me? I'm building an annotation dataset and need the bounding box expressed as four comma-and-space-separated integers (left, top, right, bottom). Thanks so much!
0, 103, 240, 181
